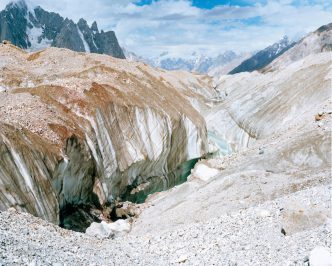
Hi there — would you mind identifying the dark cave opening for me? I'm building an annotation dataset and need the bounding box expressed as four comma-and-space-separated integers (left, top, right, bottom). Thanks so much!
59, 204, 102, 232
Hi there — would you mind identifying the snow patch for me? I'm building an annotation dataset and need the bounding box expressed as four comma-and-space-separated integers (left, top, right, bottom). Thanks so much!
92, 37, 98, 50
25, 9, 53, 52
77, 26, 90, 53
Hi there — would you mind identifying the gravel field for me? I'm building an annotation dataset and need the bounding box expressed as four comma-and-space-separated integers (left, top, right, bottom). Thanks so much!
1, 185, 330, 266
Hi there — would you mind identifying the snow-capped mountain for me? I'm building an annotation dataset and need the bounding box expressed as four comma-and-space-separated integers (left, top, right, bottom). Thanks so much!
124, 49, 245, 75
0, 0, 125, 58
228, 36, 296, 74
151, 51, 239, 73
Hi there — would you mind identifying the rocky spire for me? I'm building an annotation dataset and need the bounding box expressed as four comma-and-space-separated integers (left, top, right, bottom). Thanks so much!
91, 21, 99, 33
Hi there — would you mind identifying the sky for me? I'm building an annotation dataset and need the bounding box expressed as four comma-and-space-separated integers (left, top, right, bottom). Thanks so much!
1, 0, 332, 58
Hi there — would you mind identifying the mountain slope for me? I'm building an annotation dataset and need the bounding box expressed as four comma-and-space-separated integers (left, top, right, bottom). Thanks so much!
262, 23, 332, 72
0, 0, 125, 58
229, 36, 295, 74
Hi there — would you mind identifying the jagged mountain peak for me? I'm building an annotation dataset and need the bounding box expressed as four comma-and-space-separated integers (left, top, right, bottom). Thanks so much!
91, 21, 99, 32
0, 1, 125, 58
5, 0, 27, 10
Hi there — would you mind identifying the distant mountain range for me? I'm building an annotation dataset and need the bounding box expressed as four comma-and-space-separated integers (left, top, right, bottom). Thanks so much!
124, 49, 252, 76
124, 36, 298, 76
0, 0, 125, 58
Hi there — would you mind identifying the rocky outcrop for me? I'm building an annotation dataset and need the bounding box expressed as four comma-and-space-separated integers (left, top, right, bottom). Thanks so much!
0, 44, 213, 227
0, 0, 125, 58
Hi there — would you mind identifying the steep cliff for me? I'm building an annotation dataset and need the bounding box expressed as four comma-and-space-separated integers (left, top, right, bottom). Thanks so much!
0, 44, 214, 227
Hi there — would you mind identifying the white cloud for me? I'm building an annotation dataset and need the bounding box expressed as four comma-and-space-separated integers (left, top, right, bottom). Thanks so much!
0, 0, 331, 58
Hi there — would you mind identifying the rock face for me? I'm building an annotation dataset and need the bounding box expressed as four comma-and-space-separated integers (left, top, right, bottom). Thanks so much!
0, 0, 125, 58
228, 36, 295, 74
0, 44, 213, 227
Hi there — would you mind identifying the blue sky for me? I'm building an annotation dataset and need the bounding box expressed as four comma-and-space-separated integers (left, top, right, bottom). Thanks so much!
137, 0, 266, 8
192, 0, 257, 8
1, 0, 331, 58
